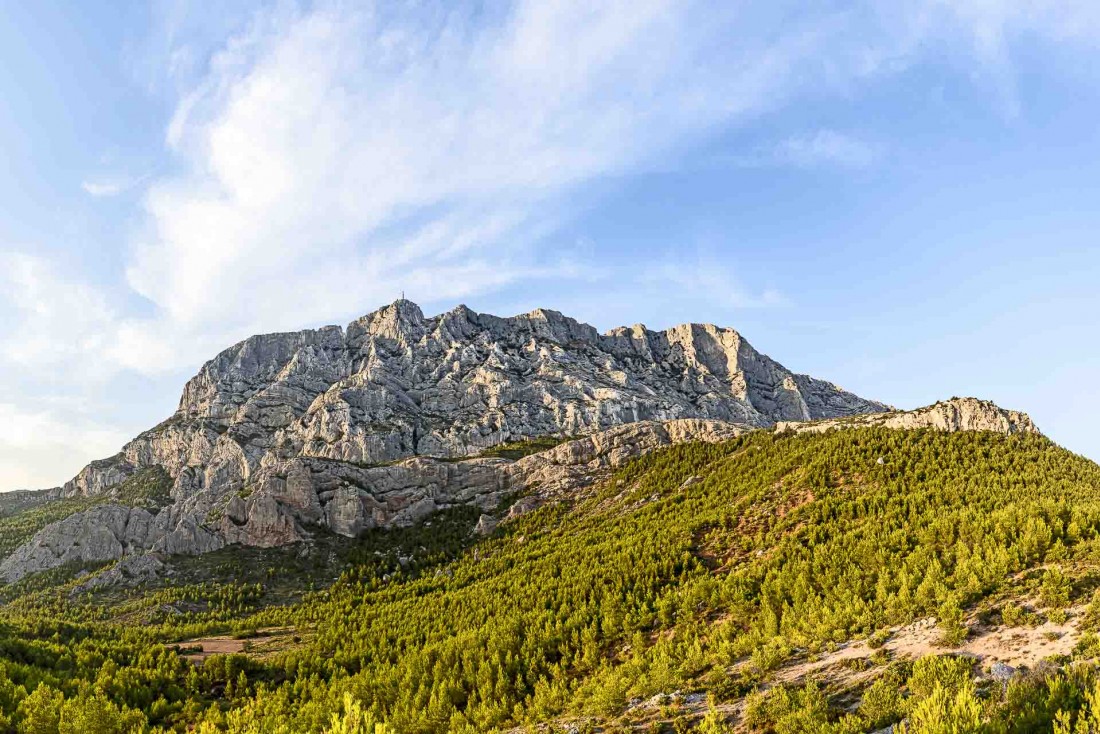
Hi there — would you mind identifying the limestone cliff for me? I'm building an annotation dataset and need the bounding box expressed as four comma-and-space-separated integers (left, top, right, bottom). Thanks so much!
62, 300, 887, 504
3, 300, 893, 581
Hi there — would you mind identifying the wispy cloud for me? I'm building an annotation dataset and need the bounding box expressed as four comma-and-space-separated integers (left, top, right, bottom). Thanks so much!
30, 0, 1100, 378
0, 401, 130, 490
81, 173, 148, 198
724, 130, 882, 170
0, 253, 117, 373
640, 259, 789, 311
116, 1, 884, 372
929, 0, 1100, 117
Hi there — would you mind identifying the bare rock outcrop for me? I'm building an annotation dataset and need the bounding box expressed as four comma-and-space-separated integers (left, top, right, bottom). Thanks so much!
1, 418, 747, 581
474, 515, 498, 536
71, 554, 165, 594
0, 505, 159, 583
2, 397, 1039, 583
5, 301, 1047, 586
508, 418, 747, 498
774, 397, 1038, 436
210, 418, 747, 546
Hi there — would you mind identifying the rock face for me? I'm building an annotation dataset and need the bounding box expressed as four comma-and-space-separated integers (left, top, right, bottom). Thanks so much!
7, 301, 1047, 586
1, 418, 746, 582
0, 502, 224, 583
61, 300, 887, 499
71, 554, 165, 595
774, 397, 1038, 436
217, 418, 749, 547
3, 300, 892, 582
3, 300, 1046, 586
39, 301, 882, 533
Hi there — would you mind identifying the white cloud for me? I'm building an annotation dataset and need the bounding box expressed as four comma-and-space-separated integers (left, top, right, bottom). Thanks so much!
0, 253, 117, 373
93, 0, 1100, 373
726, 130, 882, 170
0, 255, 154, 489
82, 180, 127, 197
116, 0, 1100, 365
640, 258, 789, 311
919, 0, 1100, 116
81, 173, 148, 198
119, 0, 920, 371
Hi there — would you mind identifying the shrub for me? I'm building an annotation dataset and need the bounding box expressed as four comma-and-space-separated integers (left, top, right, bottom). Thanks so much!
1042, 568, 1072, 609
937, 597, 969, 646
908, 656, 973, 700
860, 675, 904, 730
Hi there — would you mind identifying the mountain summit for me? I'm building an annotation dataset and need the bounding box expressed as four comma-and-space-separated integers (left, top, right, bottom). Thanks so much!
0, 302, 892, 579
64, 299, 889, 500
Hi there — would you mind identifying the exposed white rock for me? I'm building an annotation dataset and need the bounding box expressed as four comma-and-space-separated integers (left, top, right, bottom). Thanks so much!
0, 505, 158, 583
4, 301, 883, 569
71, 553, 165, 594
774, 397, 1038, 436
474, 514, 498, 536
62, 300, 888, 504
233, 418, 749, 544
2, 395, 1036, 583
1, 418, 750, 581
3, 294, 1042, 586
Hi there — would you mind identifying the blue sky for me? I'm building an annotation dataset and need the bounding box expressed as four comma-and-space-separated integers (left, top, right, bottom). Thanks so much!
2, 1, 1100, 490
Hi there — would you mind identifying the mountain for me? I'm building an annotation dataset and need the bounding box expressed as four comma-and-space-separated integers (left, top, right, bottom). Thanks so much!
3, 301, 889, 576
63, 299, 888, 501
0, 300, 1071, 733
775, 396, 1038, 435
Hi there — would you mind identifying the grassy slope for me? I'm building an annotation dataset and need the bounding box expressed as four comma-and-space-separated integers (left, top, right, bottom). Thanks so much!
185, 429, 1100, 730
2, 428, 1100, 732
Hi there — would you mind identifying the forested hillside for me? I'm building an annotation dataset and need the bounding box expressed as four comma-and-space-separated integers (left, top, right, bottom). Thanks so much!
1, 427, 1100, 732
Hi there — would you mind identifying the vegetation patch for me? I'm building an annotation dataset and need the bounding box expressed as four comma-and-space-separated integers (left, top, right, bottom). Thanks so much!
0, 429, 1099, 731
478, 434, 572, 460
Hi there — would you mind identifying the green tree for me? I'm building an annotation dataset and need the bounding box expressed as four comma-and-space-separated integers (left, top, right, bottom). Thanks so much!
17, 684, 63, 734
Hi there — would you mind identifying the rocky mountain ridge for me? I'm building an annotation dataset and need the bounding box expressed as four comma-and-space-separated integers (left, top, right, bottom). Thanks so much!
59, 299, 889, 511
63, 299, 889, 500
1, 418, 749, 582
0, 397, 1039, 584
0, 301, 1038, 585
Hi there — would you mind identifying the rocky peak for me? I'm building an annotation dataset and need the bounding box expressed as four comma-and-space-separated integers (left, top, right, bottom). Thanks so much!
55, 300, 890, 512
349, 298, 428, 347
13, 303, 1056, 584
521, 308, 600, 345
178, 326, 347, 421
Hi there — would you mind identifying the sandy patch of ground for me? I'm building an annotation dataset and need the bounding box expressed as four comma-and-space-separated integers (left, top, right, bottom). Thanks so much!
173, 636, 257, 663
778, 605, 1084, 686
